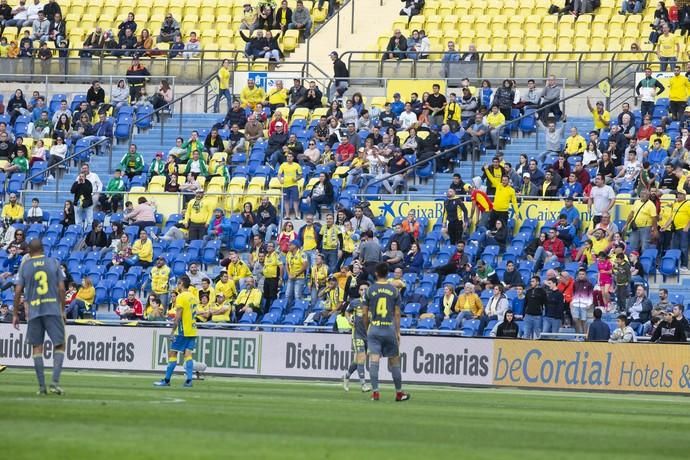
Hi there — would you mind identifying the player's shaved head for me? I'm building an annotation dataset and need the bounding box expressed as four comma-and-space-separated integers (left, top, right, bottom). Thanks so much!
28, 239, 44, 255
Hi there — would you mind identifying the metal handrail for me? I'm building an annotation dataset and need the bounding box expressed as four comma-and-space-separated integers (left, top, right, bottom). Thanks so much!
365, 76, 611, 189
305, 0, 353, 75
22, 136, 112, 186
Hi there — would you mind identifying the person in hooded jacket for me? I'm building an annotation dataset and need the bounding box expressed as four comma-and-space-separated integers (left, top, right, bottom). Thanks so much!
495, 309, 520, 338
651, 309, 688, 342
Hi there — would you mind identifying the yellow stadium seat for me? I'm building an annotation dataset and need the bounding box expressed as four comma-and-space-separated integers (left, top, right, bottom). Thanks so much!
441, 15, 458, 33
524, 14, 541, 29
377, 35, 389, 50
283, 29, 299, 52
507, 15, 524, 32
424, 0, 439, 14
391, 18, 407, 32
533, 0, 551, 15
507, 32, 524, 50
427, 28, 443, 40
490, 15, 508, 33
291, 107, 309, 122
474, 15, 491, 29
426, 15, 442, 31
574, 36, 590, 51
206, 176, 226, 195
369, 96, 387, 110
469, 5, 484, 16
606, 37, 623, 51
438, 0, 454, 16
408, 15, 425, 30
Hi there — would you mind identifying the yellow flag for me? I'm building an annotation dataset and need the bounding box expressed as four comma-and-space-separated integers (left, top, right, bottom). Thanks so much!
598, 79, 611, 98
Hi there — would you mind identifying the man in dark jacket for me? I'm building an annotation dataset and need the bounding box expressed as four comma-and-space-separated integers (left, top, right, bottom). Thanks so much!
651, 309, 688, 342
543, 277, 564, 334
587, 308, 611, 341
222, 100, 248, 129
495, 310, 519, 338
125, 56, 150, 102
388, 223, 412, 253
330, 51, 349, 98
626, 284, 653, 331
383, 29, 407, 61
70, 172, 94, 230
304, 81, 323, 111
672, 304, 690, 335
266, 122, 289, 167
523, 276, 547, 339
253, 197, 278, 241
502, 261, 522, 290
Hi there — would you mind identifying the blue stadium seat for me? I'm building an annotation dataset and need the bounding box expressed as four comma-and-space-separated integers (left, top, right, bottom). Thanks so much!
660, 249, 681, 280
403, 302, 421, 317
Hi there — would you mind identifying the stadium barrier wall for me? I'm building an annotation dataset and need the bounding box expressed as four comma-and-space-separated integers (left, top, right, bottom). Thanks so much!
4, 324, 690, 394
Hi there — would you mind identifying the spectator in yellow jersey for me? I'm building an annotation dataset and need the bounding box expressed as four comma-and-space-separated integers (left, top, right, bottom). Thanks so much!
215, 271, 238, 302
485, 105, 506, 149
317, 276, 343, 324
310, 253, 329, 307
213, 59, 231, 114
656, 23, 679, 71
278, 152, 302, 219
184, 190, 213, 241
649, 125, 672, 151
586, 97, 610, 133
668, 65, 690, 121
195, 293, 213, 323
222, 250, 252, 288
564, 127, 586, 156
240, 78, 266, 110
210, 293, 233, 323
234, 277, 263, 321
1, 192, 24, 224
265, 79, 289, 112
662, 190, 690, 272
320, 213, 344, 274
129, 229, 153, 268
285, 240, 307, 308
261, 243, 282, 311
149, 256, 171, 307
490, 175, 520, 228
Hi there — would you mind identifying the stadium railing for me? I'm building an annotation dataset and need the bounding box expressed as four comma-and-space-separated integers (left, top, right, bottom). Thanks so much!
0, 51, 332, 86
363, 71, 621, 192
340, 50, 654, 87
22, 136, 112, 192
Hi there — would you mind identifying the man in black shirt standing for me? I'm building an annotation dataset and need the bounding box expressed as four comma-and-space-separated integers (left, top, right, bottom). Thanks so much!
330, 51, 349, 99
427, 83, 447, 128
523, 276, 547, 340
443, 188, 467, 244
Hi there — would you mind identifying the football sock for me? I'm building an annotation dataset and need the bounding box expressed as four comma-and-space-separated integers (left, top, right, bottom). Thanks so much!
369, 361, 379, 391
347, 361, 357, 378
52, 350, 65, 385
357, 364, 366, 384
184, 356, 193, 382
164, 356, 177, 382
391, 364, 402, 392
33, 354, 45, 389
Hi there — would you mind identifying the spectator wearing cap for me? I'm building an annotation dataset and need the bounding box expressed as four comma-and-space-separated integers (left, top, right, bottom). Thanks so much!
288, 0, 312, 37
149, 256, 171, 308
266, 121, 289, 167
100, 169, 126, 213
586, 97, 610, 133
329, 51, 349, 99
390, 93, 405, 117
148, 151, 165, 179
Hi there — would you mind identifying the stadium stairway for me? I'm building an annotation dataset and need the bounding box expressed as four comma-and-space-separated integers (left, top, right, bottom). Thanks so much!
30, 113, 222, 216
415, 116, 595, 193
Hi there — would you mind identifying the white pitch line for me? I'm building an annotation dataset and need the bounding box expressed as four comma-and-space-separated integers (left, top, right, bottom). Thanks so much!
5, 397, 185, 404
4, 369, 690, 404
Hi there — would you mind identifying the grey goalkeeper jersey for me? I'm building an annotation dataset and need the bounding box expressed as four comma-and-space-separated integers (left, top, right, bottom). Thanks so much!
16, 255, 64, 320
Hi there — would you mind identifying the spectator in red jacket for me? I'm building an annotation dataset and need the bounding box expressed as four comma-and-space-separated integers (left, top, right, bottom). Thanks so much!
115, 290, 144, 319
335, 137, 355, 166
533, 227, 565, 270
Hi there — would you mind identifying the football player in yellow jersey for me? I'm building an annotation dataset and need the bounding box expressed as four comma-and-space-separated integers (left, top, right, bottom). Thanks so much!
155, 275, 198, 388
343, 283, 372, 393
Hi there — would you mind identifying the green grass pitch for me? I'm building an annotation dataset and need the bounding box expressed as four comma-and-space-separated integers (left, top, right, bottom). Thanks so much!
3, 369, 690, 459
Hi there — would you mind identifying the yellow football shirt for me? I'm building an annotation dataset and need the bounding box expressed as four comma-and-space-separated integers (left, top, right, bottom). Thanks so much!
175, 291, 198, 337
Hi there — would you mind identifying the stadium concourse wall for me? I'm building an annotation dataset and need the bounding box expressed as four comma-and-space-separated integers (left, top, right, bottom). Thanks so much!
3, 324, 690, 395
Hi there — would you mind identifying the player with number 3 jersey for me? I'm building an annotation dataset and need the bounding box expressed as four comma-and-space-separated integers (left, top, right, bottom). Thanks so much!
13, 239, 66, 395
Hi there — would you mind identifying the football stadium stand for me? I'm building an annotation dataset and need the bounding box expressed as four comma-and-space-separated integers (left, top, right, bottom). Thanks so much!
1, 0, 690, 345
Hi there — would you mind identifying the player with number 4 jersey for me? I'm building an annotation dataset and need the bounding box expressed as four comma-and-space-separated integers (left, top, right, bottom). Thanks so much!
362, 263, 410, 402
13, 239, 66, 395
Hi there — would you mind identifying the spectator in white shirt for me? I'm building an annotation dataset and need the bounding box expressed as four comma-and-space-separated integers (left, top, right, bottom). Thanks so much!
183, 31, 202, 59
25, 0, 42, 27
398, 103, 418, 129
